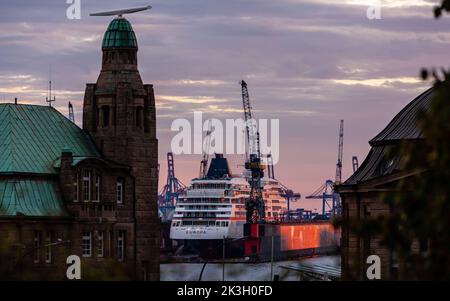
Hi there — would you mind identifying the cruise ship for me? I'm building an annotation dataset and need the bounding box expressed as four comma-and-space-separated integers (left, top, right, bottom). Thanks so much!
170, 154, 288, 252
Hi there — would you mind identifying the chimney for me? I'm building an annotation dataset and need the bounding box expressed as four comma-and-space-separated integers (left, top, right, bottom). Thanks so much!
14, 97, 17, 105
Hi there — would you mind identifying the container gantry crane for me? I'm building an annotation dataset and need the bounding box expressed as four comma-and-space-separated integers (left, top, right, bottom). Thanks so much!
266, 153, 301, 220
305, 180, 335, 218
158, 152, 185, 221
240, 80, 265, 224
306, 120, 344, 217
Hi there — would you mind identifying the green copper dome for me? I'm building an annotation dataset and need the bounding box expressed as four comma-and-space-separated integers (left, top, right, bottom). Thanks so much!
102, 18, 138, 49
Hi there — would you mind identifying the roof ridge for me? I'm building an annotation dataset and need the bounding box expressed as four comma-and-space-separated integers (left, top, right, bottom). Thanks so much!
369, 87, 432, 145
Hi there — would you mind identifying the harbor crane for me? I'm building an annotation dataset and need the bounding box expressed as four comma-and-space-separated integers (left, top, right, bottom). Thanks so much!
306, 120, 344, 217
158, 152, 185, 221
352, 156, 359, 173
266, 153, 275, 179
68, 102, 75, 123
280, 184, 301, 220
333, 120, 344, 215
335, 120, 344, 184
305, 180, 335, 218
266, 153, 301, 220
199, 120, 213, 178
240, 80, 265, 224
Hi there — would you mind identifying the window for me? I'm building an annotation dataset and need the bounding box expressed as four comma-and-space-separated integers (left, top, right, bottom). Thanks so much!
73, 172, 79, 202
82, 232, 92, 257
109, 231, 113, 257
116, 178, 124, 204
45, 232, 52, 263
97, 231, 104, 258
93, 174, 100, 202
102, 106, 110, 127
117, 230, 125, 261
135, 106, 143, 127
34, 231, 41, 263
83, 170, 91, 202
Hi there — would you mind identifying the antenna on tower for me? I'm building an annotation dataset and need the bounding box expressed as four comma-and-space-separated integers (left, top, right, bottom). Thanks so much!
90, 5, 152, 17
68, 102, 75, 123
46, 65, 56, 107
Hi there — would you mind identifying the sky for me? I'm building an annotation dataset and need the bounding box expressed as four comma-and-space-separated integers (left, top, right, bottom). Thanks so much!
0, 0, 448, 211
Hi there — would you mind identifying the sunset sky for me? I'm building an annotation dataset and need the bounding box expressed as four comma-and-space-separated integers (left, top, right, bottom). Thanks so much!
0, 0, 448, 211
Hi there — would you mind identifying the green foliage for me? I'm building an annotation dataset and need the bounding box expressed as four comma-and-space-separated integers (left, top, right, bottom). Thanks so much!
434, 0, 450, 18
341, 67, 450, 280
338, 2, 450, 279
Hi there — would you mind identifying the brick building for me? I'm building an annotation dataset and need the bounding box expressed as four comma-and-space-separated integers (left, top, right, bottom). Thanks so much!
0, 17, 159, 280
336, 88, 432, 280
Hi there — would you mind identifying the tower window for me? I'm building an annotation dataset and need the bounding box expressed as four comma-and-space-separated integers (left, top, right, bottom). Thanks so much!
116, 178, 124, 204
135, 106, 143, 127
102, 106, 110, 127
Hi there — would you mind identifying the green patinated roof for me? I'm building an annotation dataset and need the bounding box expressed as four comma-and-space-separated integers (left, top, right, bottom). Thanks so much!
0, 104, 100, 175
0, 179, 68, 217
102, 17, 138, 49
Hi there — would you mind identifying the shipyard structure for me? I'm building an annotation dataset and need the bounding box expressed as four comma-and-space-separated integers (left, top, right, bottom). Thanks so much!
0, 17, 159, 280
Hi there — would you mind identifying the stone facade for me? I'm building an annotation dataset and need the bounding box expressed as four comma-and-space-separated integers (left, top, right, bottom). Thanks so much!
81, 22, 159, 279
0, 17, 159, 281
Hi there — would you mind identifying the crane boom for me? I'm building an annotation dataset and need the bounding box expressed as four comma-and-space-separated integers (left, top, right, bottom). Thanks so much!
352, 156, 359, 173
199, 120, 212, 178
240, 80, 260, 158
335, 120, 344, 184
68, 101, 75, 123
240, 80, 265, 224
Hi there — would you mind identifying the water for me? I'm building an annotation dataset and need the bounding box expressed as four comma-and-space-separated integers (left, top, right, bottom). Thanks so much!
161, 255, 340, 281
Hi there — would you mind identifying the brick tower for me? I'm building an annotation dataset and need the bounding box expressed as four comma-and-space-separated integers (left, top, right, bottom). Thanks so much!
82, 17, 159, 280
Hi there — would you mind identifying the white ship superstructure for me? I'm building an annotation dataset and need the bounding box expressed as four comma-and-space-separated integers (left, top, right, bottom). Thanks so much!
170, 154, 287, 241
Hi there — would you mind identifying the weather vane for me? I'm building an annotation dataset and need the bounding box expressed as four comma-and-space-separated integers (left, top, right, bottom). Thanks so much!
90, 5, 152, 17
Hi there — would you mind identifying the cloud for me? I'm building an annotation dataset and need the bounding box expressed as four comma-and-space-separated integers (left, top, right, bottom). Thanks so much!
0, 0, 442, 201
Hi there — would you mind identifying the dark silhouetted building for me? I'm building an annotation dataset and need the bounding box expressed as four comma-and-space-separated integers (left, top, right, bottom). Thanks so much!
0, 17, 159, 280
